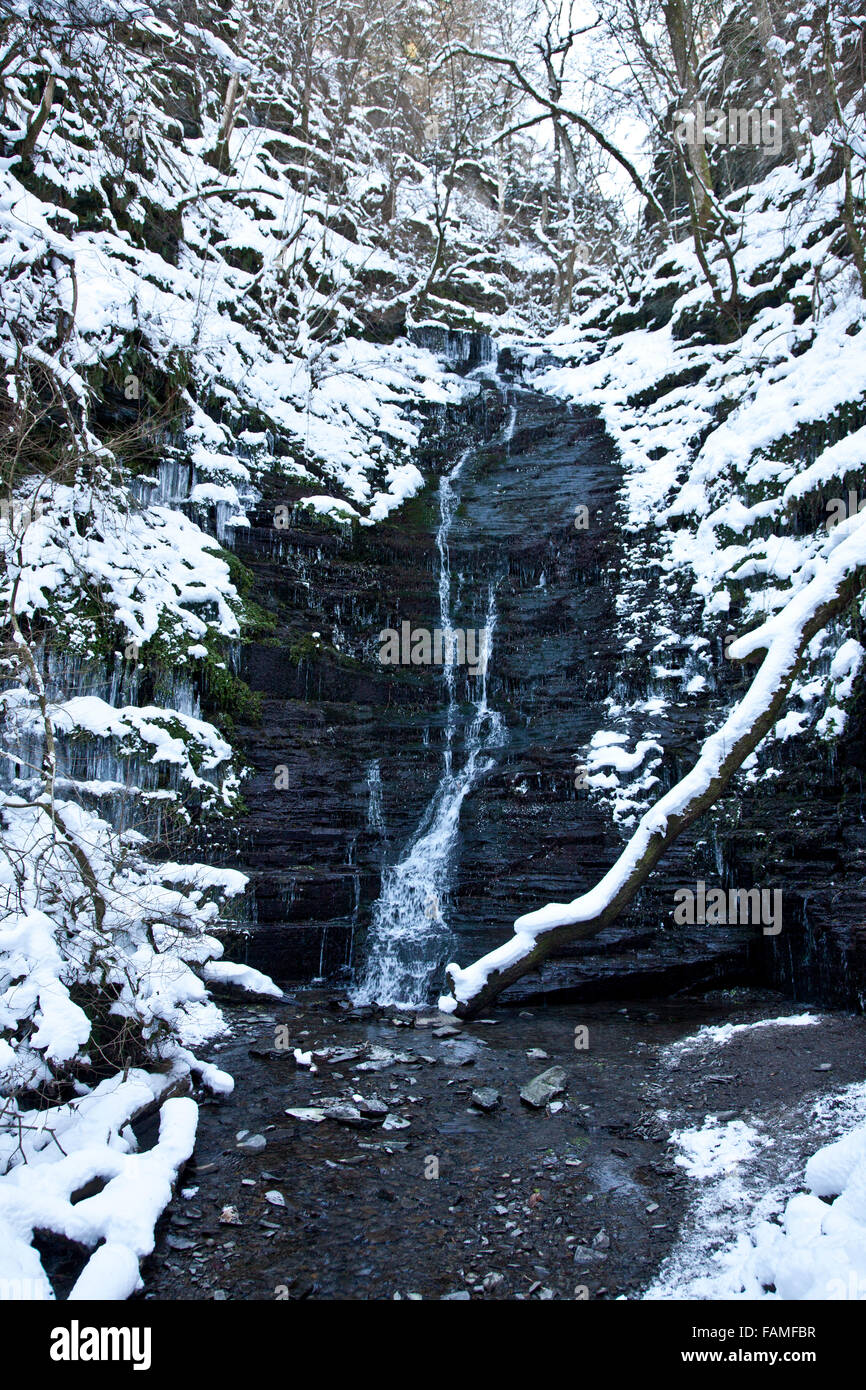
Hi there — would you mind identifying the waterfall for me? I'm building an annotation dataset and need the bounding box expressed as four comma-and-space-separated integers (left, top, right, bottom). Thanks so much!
353, 444, 506, 1008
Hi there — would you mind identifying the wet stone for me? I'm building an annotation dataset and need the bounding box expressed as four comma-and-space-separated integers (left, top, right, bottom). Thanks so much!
236, 1133, 267, 1153
324, 1104, 380, 1128
470, 1087, 501, 1112
519, 1066, 568, 1108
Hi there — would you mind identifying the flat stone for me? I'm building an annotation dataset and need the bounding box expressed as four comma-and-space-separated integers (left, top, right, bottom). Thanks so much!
470, 1087, 501, 1112
572, 1245, 607, 1264
236, 1133, 267, 1152
356, 1095, 388, 1118
285, 1107, 326, 1123
324, 1104, 378, 1128
520, 1066, 568, 1108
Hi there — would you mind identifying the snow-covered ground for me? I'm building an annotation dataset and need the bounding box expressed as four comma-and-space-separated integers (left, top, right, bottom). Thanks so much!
645, 1015, 866, 1300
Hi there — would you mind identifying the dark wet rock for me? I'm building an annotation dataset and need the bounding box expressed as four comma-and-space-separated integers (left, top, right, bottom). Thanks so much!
520, 1066, 568, 1108
357, 1096, 389, 1118
470, 1087, 501, 1112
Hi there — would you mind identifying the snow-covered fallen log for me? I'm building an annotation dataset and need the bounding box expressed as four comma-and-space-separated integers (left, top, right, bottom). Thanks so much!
0, 1071, 197, 1300
440, 512, 866, 1018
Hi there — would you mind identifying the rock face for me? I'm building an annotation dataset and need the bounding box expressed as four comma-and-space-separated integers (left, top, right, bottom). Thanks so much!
208, 338, 866, 1014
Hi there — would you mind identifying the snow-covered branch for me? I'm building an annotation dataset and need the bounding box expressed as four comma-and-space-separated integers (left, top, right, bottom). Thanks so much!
441, 513, 866, 1018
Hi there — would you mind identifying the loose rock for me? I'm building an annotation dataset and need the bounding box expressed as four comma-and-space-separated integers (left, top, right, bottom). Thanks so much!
520, 1066, 568, 1108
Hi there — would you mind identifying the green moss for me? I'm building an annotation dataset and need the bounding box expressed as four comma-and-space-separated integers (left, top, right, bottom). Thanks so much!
200, 659, 262, 729
288, 633, 321, 664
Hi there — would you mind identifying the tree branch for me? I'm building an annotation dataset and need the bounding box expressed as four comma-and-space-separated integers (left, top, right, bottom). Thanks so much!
433, 43, 669, 228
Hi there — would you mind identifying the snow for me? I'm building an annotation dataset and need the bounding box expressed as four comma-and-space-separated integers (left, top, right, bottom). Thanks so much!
671, 1118, 768, 1181
202, 961, 283, 998
644, 1004, 866, 1302
0, 1075, 198, 1299
666, 1013, 819, 1061
648, 1086, 866, 1301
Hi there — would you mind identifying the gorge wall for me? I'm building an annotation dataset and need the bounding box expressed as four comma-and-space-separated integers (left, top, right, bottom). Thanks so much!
206, 334, 866, 1012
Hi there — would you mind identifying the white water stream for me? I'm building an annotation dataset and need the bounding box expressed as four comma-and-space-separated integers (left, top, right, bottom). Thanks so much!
354, 437, 507, 1006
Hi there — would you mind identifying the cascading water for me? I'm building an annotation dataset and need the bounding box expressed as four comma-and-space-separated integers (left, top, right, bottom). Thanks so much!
354, 443, 506, 1008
